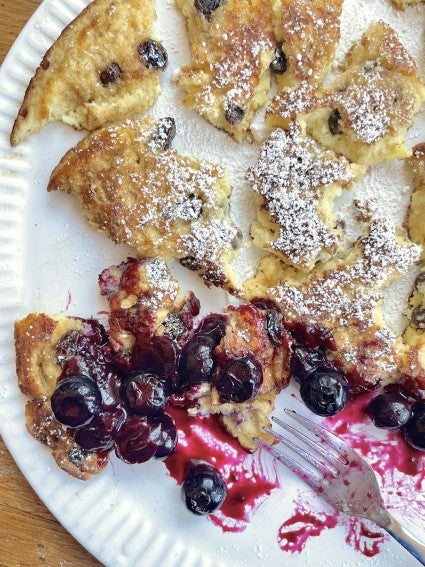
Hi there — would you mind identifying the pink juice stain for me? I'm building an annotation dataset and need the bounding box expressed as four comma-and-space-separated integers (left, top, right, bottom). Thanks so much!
328, 393, 424, 479
275, 392, 424, 558
164, 405, 280, 532
164, 391, 424, 556
277, 499, 338, 553
65, 290, 72, 311
345, 517, 386, 558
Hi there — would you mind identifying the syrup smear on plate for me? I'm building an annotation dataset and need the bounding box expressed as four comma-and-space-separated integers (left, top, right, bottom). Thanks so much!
165, 393, 424, 557
165, 406, 279, 532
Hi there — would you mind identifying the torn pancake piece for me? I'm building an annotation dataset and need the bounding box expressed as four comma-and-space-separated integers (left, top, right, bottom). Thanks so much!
247, 123, 365, 271
405, 144, 425, 260
268, 22, 425, 166
176, 0, 275, 140
15, 313, 110, 479
270, 0, 343, 90
11, 0, 166, 146
189, 302, 293, 452
48, 116, 242, 293
245, 218, 420, 392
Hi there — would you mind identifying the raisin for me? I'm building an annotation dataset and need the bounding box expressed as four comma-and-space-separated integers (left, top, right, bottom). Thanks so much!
150, 117, 176, 150
162, 313, 186, 340
194, 0, 222, 20
231, 229, 242, 249
139, 39, 168, 70
180, 256, 202, 271
328, 109, 342, 135
270, 43, 288, 74
68, 447, 88, 466
414, 272, 425, 287
411, 306, 425, 329
175, 194, 203, 221
224, 104, 245, 125
100, 62, 122, 85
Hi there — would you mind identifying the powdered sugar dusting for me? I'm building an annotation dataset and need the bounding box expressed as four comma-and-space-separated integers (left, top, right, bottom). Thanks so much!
144, 258, 179, 310
203, 35, 273, 114
247, 124, 357, 269
136, 151, 224, 230
178, 0, 274, 134
335, 55, 418, 144
8, 0, 425, 565
272, 218, 420, 329
178, 217, 239, 265
269, 23, 423, 150
276, 0, 343, 84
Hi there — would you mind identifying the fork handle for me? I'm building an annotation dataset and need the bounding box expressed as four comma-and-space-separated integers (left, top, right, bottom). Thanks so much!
385, 514, 425, 565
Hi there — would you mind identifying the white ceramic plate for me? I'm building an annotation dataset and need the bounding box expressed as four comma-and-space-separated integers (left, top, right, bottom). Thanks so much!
0, 0, 425, 565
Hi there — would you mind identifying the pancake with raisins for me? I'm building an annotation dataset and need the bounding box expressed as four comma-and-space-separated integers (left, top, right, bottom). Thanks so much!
270, 0, 343, 90
245, 217, 420, 393
268, 22, 425, 167
47, 116, 242, 293
11, 0, 166, 146
177, 0, 275, 140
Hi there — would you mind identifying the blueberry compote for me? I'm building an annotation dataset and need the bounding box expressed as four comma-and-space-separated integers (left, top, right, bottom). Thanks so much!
122, 371, 170, 415
52, 318, 179, 465
213, 356, 263, 403
175, 314, 228, 393
364, 383, 425, 450
284, 321, 349, 416
300, 370, 349, 417
250, 299, 284, 346
51, 374, 102, 428
177, 334, 217, 391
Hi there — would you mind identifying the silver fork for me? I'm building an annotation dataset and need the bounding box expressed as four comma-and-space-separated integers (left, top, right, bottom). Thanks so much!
256, 409, 425, 565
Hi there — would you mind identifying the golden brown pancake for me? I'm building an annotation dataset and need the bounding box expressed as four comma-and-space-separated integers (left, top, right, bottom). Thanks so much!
47, 116, 242, 293
11, 0, 166, 146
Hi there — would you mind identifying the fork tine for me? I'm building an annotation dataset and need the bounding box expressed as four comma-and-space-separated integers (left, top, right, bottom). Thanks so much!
269, 417, 342, 473
255, 438, 322, 491
263, 426, 337, 478
284, 409, 350, 460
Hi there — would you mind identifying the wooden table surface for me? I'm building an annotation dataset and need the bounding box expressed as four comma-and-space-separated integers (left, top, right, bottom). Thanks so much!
0, 1, 101, 565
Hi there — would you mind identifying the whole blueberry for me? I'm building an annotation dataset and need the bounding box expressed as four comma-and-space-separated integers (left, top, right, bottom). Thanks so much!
123, 371, 169, 415
213, 356, 262, 403
291, 345, 332, 382
177, 334, 216, 391
196, 314, 228, 343
51, 374, 102, 428
150, 412, 178, 460
114, 415, 159, 464
367, 392, 411, 430
75, 405, 126, 451
300, 370, 349, 416
182, 460, 227, 515
403, 402, 425, 451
